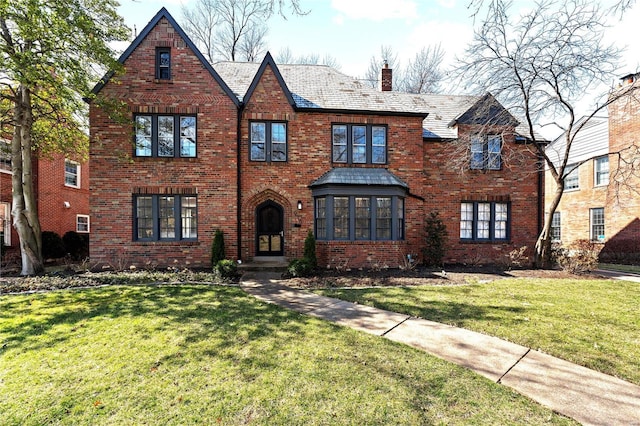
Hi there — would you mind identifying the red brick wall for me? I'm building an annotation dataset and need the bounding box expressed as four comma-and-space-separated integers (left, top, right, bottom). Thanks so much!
425, 125, 541, 265
90, 17, 238, 269
35, 154, 90, 238
238, 64, 426, 268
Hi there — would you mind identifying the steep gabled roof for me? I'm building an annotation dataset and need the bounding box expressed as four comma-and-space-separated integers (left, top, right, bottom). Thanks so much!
452, 93, 520, 128
243, 52, 296, 108
213, 60, 429, 116
90, 7, 238, 106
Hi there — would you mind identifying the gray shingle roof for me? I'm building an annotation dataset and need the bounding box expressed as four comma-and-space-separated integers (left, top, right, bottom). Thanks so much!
213, 61, 430, 115
309, 168, 408, 188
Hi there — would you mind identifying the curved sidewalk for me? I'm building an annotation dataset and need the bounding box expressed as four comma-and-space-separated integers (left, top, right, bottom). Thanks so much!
240, 271, 640, 426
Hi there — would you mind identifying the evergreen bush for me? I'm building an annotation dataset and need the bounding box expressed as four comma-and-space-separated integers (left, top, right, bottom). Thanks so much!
422, 211, 448, 267
63, 231, 89, 260
42, 231, 66, 259
303, 230, 317, 268
211, 229, 225, 268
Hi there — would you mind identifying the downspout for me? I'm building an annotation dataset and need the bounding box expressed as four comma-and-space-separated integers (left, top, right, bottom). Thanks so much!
236, 102, 244, 261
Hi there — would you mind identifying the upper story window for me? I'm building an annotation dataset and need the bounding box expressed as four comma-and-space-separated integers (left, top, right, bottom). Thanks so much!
460, 201, 509, 241
332, 124, 387, 165
250, 121, 287, 162
134, 195, 197, 241
135, 115, 196, 158
564, 163, 579, 190
156, 48, 171, 80
470, 134, 502, 170
0, 141, 10, 173
594, 156, 609, 186
64, 160, 80, 188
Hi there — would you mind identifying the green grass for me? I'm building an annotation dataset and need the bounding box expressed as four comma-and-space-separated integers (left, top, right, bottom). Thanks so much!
0, 284, 574, 425
599, 263, 640, 274
317, 277, 640, 386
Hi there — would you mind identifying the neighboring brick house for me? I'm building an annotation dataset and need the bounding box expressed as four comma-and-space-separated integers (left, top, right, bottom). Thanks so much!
545, 73, 640, 257
89, 8, 542, 269
0, 143, 90, 252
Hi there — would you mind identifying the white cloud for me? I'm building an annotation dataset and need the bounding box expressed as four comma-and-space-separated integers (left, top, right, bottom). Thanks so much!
400, 20, 474, 71
330, 0, 418, 21
332, 14, 345, 26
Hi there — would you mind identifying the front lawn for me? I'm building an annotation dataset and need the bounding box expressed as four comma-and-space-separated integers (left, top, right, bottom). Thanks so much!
0, 284, 574, 425
317, 277, 640, 386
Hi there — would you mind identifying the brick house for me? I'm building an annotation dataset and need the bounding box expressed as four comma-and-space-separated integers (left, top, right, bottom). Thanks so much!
89, 8, 542, 269
545, 74, 640, 258
1, 144, 89, 253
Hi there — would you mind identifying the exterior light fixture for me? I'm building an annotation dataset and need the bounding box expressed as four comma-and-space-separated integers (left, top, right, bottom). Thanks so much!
297, 200, 303, 210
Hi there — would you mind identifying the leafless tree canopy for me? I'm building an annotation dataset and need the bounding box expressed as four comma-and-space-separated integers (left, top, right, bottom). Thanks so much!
363, 45, 402, 89
274, 47, 341, 69
455, 0, 638, 267
181, 0, 282, 62
403, 45, 445, 94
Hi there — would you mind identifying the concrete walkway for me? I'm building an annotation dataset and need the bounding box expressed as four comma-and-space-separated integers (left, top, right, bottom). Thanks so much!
240, 271, 640, 426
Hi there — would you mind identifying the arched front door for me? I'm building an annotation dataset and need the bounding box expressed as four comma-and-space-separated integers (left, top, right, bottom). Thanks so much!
256, 201, 284, 256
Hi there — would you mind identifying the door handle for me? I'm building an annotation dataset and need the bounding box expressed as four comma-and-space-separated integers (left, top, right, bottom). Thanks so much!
279, 231, 284, 237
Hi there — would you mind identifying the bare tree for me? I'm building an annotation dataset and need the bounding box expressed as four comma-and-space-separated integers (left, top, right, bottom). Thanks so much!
275, 48, 341, 69
455, 0, 639, 267
401, 45, 445, 94
182, 0, 306, 63
238, 23, 268, 61
363, 45, 401, 89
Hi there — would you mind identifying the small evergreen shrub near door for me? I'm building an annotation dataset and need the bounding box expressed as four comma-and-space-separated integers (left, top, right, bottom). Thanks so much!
422, 211, 448, 267
211, 229, 225, 268
42, 231, 66, 260
303, 230, 317, 269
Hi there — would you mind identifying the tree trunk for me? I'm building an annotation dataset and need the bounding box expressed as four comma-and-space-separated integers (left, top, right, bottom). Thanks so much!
535, 182, 564, 269
11, 85, 44, 275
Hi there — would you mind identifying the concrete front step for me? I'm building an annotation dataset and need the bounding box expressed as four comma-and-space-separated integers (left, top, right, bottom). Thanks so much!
238, 257, 288, 272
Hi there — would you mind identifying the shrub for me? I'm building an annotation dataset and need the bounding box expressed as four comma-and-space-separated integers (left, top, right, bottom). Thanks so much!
422, 211, 448, 267
211, 229, 225, 268
214, 259, 237, 280
287, 258, 313, 277
303, 230, 317, 269
553, 239, 601, 274
63, 231, 89, 260
42, 231, 66, 260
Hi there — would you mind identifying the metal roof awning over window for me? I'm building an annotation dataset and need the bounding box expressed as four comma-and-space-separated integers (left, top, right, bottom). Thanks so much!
309, 168, 409, 197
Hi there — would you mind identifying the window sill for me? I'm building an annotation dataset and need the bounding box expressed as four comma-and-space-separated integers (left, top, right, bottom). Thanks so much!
154, 79, 173, 84
460, 239, 510, 244
132, 240, 200, 246
64, 184, 81, 189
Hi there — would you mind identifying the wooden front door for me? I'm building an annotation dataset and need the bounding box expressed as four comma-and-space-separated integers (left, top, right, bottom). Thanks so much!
256, 201, 284, 256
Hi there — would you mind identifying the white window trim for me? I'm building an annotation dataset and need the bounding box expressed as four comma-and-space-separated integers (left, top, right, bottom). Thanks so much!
76, 214, 90, 233
594, 156, 609, 187
1, 202, 10, 245
65, 160, 81, 188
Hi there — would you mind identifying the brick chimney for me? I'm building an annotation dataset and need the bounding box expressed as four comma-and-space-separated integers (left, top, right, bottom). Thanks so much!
381, 61, 392, 92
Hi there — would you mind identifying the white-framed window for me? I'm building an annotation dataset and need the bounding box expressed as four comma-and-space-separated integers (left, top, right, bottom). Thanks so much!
1, 202, 10, 246
64, 160, 80, 188
76, 215, 90, 233
590, 208, 605, 242
460, 201, 510, 241
0, 140, 11, 173
594, 156, 609, 187
564, 163, 579, 190
551, 211, 561, 242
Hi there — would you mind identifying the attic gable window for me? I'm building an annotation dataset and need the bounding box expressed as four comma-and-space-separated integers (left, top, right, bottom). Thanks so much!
156, 48, 171, 80
470, 134, 502, 170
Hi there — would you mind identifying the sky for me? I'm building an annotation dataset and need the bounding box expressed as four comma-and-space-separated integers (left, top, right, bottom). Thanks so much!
116, 0, 640, 136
